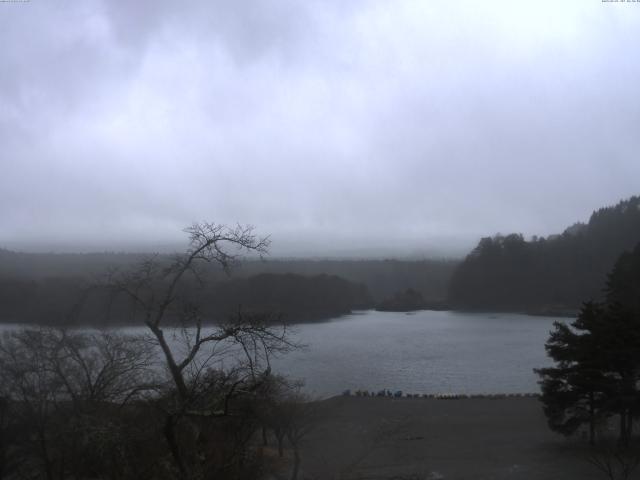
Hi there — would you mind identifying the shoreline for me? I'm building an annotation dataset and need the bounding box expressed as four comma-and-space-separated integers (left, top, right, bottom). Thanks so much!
0, 307, 577, 328
339, 390, 540, 399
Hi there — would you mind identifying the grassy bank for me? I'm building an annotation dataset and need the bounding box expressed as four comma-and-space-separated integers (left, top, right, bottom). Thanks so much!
295, 396, 605, 479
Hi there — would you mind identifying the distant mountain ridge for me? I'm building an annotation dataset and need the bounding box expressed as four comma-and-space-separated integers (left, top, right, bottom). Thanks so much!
449, 195, 640, 313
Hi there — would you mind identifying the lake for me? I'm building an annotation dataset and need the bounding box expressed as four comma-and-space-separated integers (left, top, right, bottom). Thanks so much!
0, 310, 567, 398
268, 310, 566, 398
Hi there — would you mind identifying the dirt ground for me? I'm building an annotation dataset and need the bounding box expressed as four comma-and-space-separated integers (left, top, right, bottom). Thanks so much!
293, 396, 610, 480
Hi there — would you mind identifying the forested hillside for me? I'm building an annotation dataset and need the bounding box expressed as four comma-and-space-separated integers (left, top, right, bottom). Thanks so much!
234, 259, 457, 302
449, 196, 640, 312
0, 272, 372, 326
0, 250, 457, 303
208, 273, 372, 322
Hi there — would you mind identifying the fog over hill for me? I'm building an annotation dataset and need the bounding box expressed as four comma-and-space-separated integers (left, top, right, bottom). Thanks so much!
1, 1, 640, 257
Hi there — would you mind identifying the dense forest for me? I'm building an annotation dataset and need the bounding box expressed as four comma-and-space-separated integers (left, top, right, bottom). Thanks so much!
207, 273, 372, 322
0, 272, 372, 326
449, 196, 640, 313
0, 250, 455, 324
232, 258, 457, 303
375, 288, 445, 312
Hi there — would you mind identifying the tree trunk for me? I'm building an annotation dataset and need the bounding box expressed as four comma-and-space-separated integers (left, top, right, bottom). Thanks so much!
148, 325, 189, 400
291, 446, 300, 480
0, 438, 5, 480
619, 411, 629, 448
163, 415, 188, 477
38, 427, 54, 480
589, 391, 596, 446
262, 426, 268, 446
277, 433, 284, 458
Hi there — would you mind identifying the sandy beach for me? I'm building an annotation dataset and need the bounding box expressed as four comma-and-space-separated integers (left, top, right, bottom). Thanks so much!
295, 396, 604, 480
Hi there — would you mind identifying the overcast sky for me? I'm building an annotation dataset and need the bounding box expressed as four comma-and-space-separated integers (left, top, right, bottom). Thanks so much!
1, 0, 639, 257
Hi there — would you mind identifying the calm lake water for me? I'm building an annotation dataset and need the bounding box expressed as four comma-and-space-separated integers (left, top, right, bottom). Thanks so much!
1, 310, 567, 398
269, 310, 566, 398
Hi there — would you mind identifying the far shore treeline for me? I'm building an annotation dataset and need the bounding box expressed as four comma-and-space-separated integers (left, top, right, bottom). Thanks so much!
0, 254, 455, 325
0, 270, 373, 326
0, 195, 639, 325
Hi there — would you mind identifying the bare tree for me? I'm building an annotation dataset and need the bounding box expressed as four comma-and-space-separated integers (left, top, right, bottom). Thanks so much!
106, 223, 277, 397
105, 222, 299, 478
0, 396, 10, 480
0, 223, 302, 479
0, 328, 157, 480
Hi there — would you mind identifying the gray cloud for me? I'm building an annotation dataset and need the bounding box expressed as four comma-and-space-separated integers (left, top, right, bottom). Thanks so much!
1, 0, 639, 257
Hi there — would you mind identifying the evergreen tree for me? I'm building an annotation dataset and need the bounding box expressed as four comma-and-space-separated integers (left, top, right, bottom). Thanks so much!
536, 302, 611, 444
601, 243, 640, 445
536, 243, 640, 446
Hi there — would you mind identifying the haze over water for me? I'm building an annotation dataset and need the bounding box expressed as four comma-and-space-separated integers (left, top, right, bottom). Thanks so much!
270, 310, 565, 398
0, 310, 564, 398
